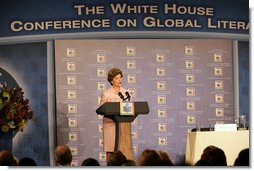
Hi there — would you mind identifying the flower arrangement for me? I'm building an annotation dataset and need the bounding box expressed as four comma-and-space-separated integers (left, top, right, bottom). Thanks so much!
0, 83, 34, 133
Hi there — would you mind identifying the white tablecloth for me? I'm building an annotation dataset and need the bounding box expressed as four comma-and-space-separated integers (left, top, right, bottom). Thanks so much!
185, 130, 249, 166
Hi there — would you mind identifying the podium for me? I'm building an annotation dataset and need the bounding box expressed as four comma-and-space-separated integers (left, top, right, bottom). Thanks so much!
96, 101, 149, 160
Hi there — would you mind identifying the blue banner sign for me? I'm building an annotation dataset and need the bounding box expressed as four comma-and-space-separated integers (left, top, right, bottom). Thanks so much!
0, 0, 249, 37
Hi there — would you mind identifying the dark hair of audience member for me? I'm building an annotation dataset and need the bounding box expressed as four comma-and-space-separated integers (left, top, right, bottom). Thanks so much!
157, 150, 174, 166
138, 149, 162, 166
201, 145, 217, 161
81, 158, 100, 166
121, 159, 137, 166
194, 159, 211, 166
18, 157, 37, 166
0, 150, 16, 166
201, 145, 227, 166
234, 148, 249, 166
107, 151, 127, 166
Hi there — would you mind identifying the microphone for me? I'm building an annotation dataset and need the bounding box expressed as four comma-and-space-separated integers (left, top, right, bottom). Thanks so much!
125, 91, 131, 101
118, 92, 125, 101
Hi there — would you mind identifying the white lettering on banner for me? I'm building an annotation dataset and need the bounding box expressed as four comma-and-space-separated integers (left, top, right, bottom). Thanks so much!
10, 21, 23, 31
74, 5, 105, 15
116, 19, 137, 28
164, 4, 214, 16
10, 19, 111, 32
8, 3, 248, 33
110, 3, 158, 14
208, 18, 249, 30
143, 17, 201, 28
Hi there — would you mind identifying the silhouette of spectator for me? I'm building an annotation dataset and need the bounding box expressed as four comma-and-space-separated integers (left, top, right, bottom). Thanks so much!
107, 151, 127, 166
81, 158, 100, 166
200, 145, 217, 160
54, 144, 72, 166
234, 148, 249, 166
200, 145, 227, 166
138, 149, 162, 166
157, 150, 174, 166
121, 159, 137, 166
194, 159, 211, 166
0, 150, 16, 166
18, 157, 37, 166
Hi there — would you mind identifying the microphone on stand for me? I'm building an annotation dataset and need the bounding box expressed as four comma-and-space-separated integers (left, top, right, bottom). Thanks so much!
125, 91, 131, 101
118, 92, 125, 101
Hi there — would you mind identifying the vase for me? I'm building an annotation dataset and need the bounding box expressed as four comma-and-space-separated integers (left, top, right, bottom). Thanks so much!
0, 131, 13, 152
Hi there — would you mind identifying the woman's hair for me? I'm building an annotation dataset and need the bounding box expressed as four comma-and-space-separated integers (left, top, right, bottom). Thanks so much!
107, 151, 126, 166
81, 158, 100, 166
234, 148, 249, 166
18, 157, 37, 166
201, 145, 217, 160
201, 145, 227, 166
107, 68, 123, 85
138, 149, 162, 166
157, 150, 174, 166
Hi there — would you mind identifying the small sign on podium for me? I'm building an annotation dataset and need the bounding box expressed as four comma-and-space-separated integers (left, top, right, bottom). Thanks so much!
120, 101, 134, 116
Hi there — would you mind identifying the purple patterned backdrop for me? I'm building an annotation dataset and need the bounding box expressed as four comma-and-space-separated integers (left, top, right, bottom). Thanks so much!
55, 39, 234, 165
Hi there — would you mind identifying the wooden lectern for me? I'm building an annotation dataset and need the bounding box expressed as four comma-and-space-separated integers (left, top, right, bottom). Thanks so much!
96, 101, 149, 160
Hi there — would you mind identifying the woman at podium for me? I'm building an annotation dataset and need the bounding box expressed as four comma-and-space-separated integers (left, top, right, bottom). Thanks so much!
99, 68, 128, 162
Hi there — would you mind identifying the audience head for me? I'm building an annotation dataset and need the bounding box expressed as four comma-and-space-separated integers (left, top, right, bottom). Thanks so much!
107, 151, 126, 166
0, 150, 16, 166
18, 157, 37, 166
54, 144, 72, 166
157, 150, 174, 166
201, 145, 217, 160
121, 159, 137, 166
81, 158, 100, 166
138, 149, 162, 166
234, 148, 249, 166
200, 145, 227, 166
194, 159, 211, 166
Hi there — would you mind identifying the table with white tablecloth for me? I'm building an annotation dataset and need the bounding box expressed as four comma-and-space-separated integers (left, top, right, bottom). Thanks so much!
185, 130, 249, 166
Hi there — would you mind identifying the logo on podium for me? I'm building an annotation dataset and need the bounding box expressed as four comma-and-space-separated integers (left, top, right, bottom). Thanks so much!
120, 102, 134, 116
